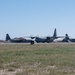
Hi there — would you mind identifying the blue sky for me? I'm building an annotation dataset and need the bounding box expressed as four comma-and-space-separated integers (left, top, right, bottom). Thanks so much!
0, 0, 75, 39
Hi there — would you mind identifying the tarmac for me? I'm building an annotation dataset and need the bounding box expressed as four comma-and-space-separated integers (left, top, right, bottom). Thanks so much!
0, 42, 75, 45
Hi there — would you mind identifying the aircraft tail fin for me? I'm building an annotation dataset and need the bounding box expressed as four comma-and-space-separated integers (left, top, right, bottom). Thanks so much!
65, 34, 69, 40
53, 28, 57, 37
6, 34, 11, 41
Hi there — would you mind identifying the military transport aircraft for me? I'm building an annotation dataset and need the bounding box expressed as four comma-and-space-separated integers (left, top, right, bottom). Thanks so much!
53, 34, 75, 42
62, 34, 75, 42
31, 28, 62, 43
53, 34, 69, 42
6, 34, 34, 44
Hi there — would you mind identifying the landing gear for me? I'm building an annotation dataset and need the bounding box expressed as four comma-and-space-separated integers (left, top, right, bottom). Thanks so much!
31, 41, 34, 45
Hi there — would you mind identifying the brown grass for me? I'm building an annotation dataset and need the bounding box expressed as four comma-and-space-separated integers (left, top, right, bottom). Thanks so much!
0, 43, 75, 75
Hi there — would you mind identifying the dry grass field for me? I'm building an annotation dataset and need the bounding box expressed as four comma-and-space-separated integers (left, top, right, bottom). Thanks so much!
0, 43, 75, 75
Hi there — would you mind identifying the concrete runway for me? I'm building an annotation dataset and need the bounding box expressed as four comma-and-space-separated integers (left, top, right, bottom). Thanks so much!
0, 42, 75, 45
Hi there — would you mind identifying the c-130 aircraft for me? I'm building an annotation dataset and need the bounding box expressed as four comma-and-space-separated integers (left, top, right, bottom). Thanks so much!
6, 34, 34, 44
31, 28, 63, 43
